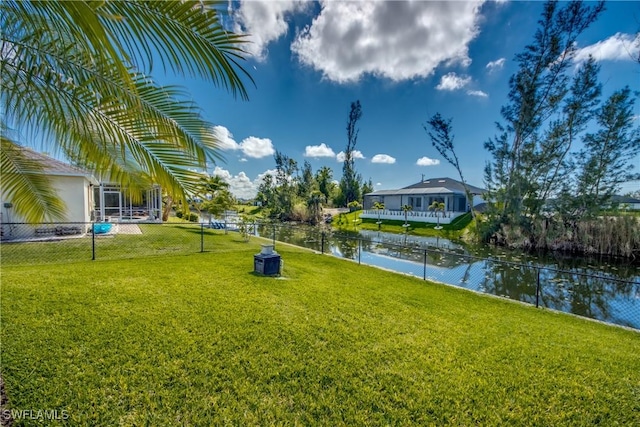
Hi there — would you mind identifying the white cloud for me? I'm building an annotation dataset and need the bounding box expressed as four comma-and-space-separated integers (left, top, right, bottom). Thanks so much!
304, 143, 336, 158
212, 126, 275, 159
239, 136, 275, 159
376, 182, 382, 186
371, 154, 396, 164
211, 167, 257, 200
467, 90, 488, 98
336, 150, 365, 162
291, 1, 484, 83
232, 1, 308, 60
212, 125, 240, 151
210, 167, 280, 200
256, 168, 278, 183
416, 157, 440, 166
436, 72, 471, 91
486, 57, 506, 71
574, 33, 640, 64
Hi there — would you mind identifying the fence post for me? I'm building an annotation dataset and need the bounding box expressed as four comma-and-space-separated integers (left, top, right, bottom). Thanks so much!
200, 223, 204, 253
358, 238, 361, 264
535, 267, 541, 308
321, 232, 325, 254
423, 249, 427, 280
91, 222, 96, 260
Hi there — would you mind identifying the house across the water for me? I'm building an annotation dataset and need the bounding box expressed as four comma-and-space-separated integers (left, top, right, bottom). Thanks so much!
361, 177, 485, 225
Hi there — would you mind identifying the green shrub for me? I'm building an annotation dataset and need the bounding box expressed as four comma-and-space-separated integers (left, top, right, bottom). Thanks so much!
175, 210, 184, 219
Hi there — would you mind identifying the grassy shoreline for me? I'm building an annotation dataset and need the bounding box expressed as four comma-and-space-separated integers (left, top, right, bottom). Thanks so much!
1, 232, 638, 425
333, 210, 474, 240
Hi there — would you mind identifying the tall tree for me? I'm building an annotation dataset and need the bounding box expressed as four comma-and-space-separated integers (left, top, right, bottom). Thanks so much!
272, 151, 298, 220
255, 174, 275, 210
307, 190, 323, 225
484, 0, 605, 224
339, 100, 363, 206
297, 160, 315, 199
425, 113, 479, 232
315, 166, 334, 204
570, 87, 640, 217
0, 0, 251, 222
361, 178, 374, 201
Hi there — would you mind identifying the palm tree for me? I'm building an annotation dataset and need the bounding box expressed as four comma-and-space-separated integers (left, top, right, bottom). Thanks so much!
315, 166, 333, 204
429, 201, 446, 229
193, 174, 230, 222
373, 201, 385, 228
401, 204, 413, 229
307, 190, 323, 225
1, 1, 251, 222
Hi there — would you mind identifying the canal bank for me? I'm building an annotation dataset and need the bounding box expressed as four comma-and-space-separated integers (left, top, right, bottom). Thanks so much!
255, 223, 640, 330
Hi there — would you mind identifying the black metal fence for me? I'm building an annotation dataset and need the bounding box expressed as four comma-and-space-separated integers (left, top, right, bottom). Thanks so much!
1, 221, 638, 330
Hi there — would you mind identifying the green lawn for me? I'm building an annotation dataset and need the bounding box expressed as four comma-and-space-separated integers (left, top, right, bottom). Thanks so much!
334, 211, 474, 239
1, 231, 638, 425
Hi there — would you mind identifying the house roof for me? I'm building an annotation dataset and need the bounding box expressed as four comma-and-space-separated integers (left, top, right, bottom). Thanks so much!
611, 195, 640, 204
403, 177, 485, 194
366, 177, 485, 197
20, 148, 98, 184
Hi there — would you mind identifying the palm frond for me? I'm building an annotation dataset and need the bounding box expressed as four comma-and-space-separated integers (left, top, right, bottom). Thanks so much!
1, 0, 251, 218
100, 0, 253, 100
0, 136, 67, 222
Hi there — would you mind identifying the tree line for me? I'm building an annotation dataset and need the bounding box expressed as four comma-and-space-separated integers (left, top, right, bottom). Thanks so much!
426, 0, 639, 258
255, 100, 373, 223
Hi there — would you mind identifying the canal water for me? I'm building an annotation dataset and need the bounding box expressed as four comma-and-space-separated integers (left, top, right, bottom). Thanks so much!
256, 224, 640, 330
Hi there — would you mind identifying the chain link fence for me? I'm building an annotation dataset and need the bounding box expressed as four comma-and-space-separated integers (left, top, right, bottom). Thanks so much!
1, 221, 638, 330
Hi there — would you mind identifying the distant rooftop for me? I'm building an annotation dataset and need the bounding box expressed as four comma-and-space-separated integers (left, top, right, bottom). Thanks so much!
366, 177, 485, 196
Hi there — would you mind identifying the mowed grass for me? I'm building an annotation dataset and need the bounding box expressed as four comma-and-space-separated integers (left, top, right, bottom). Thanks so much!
334, 211, 474, 239
1, 232, 639, 425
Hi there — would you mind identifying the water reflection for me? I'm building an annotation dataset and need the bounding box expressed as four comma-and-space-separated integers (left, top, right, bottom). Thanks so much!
254, 224, 639, 329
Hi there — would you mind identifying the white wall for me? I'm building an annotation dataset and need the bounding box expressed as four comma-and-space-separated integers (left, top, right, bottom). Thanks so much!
0, 175, 92, 240
51, 175, 93, 223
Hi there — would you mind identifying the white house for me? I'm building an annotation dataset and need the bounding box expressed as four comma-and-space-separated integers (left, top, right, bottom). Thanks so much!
361, 177, 485, 225
0, 149, 98, 239
1, 149, 162, 240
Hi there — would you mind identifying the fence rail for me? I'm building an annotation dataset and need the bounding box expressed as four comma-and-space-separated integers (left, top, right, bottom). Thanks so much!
1, 221, 638, 330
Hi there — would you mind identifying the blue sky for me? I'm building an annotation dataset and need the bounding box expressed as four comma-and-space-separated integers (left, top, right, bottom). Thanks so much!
172, 1, 640, 199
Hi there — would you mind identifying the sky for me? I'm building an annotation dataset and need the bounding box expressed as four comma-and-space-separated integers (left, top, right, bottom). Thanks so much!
169, 0, 640, 199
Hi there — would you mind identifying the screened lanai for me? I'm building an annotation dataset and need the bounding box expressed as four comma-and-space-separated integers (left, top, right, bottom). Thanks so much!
94, 184, 162, 222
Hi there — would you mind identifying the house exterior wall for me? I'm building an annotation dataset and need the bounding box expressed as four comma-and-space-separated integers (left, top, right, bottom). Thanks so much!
0, 175, 91, 224
383, 195, 403, 210
52, 175, 93, 223
0, 175, 93, 240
